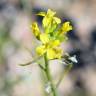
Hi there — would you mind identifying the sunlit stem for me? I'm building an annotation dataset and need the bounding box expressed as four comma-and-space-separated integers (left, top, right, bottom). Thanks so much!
44, 54, 57, 96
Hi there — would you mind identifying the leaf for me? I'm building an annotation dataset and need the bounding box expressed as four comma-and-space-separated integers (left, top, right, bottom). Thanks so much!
19, 56, 42, 66
19, 61, 33, 66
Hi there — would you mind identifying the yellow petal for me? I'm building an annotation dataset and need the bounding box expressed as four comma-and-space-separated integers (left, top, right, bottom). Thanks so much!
42, 9, 56, 28
62, 22, 72, 33
47, 9, 56, 17
47, 48, 62, 59
43, 16, 51, 28
36, 45, 46, 55
54, 48, 63, 59
31, 22, 40, 38
47, 48, 56, 59
36, 12, 46, 16
50, 40, 60, 47
53, 17, 61, 24
40, 33, 50, 44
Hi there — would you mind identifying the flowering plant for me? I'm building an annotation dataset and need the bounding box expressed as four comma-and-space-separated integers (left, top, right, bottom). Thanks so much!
20, 9, 77, 96
31, 9, 72, 60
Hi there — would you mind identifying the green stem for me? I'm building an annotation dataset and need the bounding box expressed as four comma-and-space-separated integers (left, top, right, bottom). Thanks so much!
38, 64, 46, 71
56, 64, 73, 88
44, 54, 57, 96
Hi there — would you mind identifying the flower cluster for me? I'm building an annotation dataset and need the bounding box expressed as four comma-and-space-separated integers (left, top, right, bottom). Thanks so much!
31, 9, 72, 60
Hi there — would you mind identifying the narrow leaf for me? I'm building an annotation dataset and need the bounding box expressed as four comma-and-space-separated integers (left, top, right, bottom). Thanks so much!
19, 56, 42, 66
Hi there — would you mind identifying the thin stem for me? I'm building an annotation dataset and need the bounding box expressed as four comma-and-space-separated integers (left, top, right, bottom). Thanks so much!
38, 64, 46, 71
56, 64, 72, 88
44, 54, 57, 96
19, 56, 42, 66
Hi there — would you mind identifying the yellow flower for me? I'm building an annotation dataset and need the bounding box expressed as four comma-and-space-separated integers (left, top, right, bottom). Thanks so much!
53, 17, 61, 24
60, 22, 72, 34
49, 40, 60, 47
55, 22, 72, 41
47, 48, 62, 59
31, 9, 73, 60
37, 9, 61, 28
40, 33, 50, 44
36, 37, 62, 59
36, 45, 46, 55
31, 22, 40, 39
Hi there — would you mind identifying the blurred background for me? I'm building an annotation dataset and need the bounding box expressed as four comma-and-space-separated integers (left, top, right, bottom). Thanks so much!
0, 0, 96, 96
